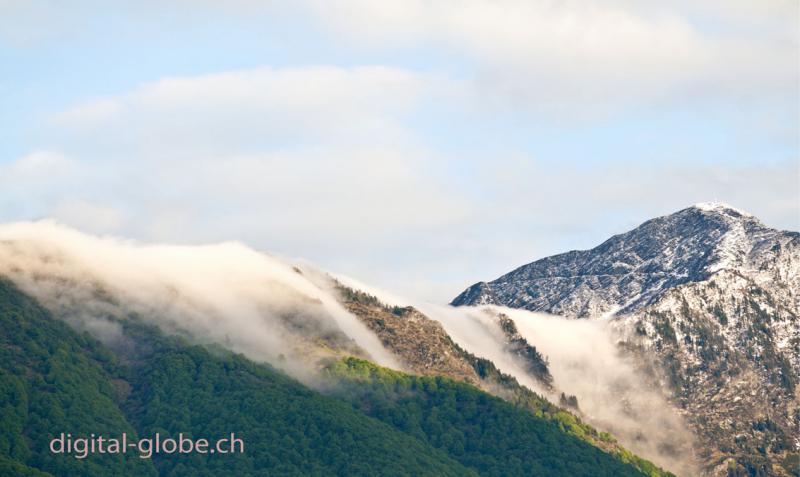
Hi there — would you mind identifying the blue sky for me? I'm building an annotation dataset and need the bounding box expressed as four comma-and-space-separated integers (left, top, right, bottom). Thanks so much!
1, 0, 798, 301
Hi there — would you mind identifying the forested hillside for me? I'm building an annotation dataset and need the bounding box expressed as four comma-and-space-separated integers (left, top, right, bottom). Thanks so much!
0, 279, 663, 476
325, 357, 668, 477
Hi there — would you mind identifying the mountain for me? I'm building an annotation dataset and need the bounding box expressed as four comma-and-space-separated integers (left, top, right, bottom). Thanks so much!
335, 282, 692, 475
452, 203, 800, 476
0, 222, 673, 476
337, 283, 554, 390
452, 202, 798, 317
0, 279, 475, 477
0, 278, 664, 477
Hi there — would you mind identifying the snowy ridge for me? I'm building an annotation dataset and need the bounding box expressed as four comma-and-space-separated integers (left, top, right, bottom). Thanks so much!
693, 201, 752, 216
452, 203, 798, 318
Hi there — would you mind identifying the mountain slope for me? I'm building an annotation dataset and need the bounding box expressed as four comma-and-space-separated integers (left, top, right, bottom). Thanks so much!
613, 271, 798, 476
0, 278, 670, 476
0, 221, 675, 475
0, 279, 475, 476
451, 203, 799, 476
335, 283, 687, 476
337, 283, 554, 389
0, 280, 158, 477
325, 357, 663, 477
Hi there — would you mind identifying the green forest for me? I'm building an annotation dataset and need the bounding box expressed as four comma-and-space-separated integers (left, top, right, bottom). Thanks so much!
0, 279, 662, 476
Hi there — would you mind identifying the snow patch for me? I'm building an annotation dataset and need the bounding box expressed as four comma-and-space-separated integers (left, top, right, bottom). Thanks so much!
693, 201, 751, 217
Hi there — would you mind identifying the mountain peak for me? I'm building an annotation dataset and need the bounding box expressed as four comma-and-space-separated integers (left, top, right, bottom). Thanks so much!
686, 201, 761, 225
691, 201, 747, 214
452, 205, 797, 316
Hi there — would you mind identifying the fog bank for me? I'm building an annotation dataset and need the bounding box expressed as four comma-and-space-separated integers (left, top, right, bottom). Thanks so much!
0, 220, 399, 376
427, 304, 698, 476
0, 220, 696, 474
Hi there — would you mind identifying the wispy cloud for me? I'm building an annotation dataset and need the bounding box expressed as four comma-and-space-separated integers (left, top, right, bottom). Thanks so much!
50, 66, 433, 150
0, 220, 401, 375
290, 0, 797, 115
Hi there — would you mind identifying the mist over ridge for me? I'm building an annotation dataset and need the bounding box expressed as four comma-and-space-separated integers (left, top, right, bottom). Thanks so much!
0, 219, 709, 475
0, 220, 400, 377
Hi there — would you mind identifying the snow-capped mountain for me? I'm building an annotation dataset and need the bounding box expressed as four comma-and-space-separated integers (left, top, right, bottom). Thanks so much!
452, 202, 799, 318
452, 203, 799, 476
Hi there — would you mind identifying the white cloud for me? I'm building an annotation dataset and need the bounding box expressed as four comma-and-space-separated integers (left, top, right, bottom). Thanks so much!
0, 220, 401, 375
6, 50, 796, 305
51, 66, 433, 151
0, 151, 79, 217
6, 1, 796, 118
27, 66, 468, 251
52, 199, 125, 232
296, 0, 797, 114
0, 0, 64, 46
0, 150, 73, 179
52, 99, 122, 128
7, 97, 798, 303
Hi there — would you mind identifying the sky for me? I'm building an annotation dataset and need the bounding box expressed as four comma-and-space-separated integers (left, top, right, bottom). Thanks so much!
1, 0, 798, 302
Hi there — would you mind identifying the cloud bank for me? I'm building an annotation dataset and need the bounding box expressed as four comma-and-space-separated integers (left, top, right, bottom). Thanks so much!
0, 220, 400, 377
417, 304, 697, 475
0, 220, 717, 474
258, 0, 797, 114
323, 277, 697, 474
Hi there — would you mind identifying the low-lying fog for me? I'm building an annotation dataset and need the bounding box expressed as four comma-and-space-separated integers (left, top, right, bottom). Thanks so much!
0, 220, 695, 474
0, 220, 399, 377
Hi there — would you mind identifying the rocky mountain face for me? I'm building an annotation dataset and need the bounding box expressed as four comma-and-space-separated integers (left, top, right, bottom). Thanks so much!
452, 203, 798, 317
452, 203, 799, 477
494, 312, 554, 390
336, 283, 558, 398
338, 284, 481, 384
614, 270, 798, 476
